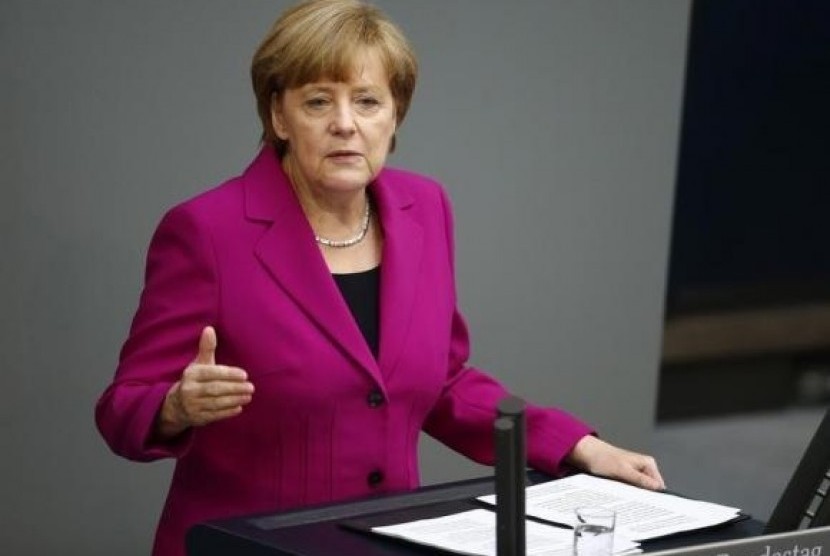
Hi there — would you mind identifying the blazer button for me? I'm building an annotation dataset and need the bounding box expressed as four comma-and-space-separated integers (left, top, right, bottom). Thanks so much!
367, 469, 384, 487
366, 389, 385, 408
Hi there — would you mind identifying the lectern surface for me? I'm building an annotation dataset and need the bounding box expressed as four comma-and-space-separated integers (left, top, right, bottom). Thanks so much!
187, 473, 763, 556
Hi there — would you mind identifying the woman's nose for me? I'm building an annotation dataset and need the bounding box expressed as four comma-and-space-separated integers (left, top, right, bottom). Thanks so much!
329, 103, 357, 136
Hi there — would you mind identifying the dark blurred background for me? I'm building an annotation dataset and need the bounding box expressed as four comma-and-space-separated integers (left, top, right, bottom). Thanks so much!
658, 0, 830, 420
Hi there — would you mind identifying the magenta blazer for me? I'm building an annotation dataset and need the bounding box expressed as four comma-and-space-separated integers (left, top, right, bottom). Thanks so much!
95, 146, 593, 556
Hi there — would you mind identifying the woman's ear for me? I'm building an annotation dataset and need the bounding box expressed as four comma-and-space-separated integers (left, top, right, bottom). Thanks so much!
270, 94, 289, 141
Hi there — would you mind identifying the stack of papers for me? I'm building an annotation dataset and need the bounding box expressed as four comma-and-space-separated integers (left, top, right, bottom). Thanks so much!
368, 474, 742, 556
372, 508, 641, 556
479, 474, 742, 541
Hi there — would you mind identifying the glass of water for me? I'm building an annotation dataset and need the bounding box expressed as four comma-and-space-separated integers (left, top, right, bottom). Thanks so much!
573, 507, 616, 556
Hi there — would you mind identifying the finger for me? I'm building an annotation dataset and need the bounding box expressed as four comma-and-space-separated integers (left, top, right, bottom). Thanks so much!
640, 459, 666, 490
200, 394, 253, 412
636, 472, 662, 491
195, 326, 217, 365
627, 462, 663, 491
195, 405, 245, 426
182, 392, 249, 423
623, 470, 655, 490
201, 380, 255, 397
208, 405, 246, 421
628, 453, 664, 488
178, 377, 253, 406
188, 365, 249, 383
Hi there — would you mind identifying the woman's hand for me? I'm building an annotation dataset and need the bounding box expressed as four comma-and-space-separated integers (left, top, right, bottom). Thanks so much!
566, 435, 666, 490
156, 326, 254, 439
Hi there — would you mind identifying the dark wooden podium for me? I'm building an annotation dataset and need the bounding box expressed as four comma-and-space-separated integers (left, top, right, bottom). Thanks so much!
186, 472, 763, 556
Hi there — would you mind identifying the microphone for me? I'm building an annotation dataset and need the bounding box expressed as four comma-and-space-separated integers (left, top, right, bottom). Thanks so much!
495, 396, 527, 556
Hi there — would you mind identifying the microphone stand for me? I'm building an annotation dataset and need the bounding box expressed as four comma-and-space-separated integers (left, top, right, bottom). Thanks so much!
495, 396, 526, 556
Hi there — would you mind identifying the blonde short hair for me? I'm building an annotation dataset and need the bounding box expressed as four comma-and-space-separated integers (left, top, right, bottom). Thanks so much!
251, 0, 418, 155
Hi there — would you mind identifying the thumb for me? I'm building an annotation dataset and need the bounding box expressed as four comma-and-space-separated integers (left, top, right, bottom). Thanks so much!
195, 326, 217, 365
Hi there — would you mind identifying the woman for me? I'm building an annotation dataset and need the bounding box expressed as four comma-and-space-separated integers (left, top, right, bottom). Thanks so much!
96, 1, 665, 555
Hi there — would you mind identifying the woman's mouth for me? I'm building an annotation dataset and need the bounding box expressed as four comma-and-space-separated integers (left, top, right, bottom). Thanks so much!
327, 150, 363, 163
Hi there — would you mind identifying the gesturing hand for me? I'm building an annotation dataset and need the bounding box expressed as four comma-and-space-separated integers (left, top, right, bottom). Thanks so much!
157, 326, 254, 439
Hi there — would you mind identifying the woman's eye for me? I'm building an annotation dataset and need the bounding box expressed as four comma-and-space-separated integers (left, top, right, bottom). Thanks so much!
356, 97, 381, 110
305, 97, 330, 110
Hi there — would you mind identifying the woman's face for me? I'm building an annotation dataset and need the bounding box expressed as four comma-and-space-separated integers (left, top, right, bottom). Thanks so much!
271, 48, 397, 197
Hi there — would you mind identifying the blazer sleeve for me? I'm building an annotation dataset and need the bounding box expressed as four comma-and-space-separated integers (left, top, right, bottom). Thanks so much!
422, 187, 594, 476
95, 204, 218, 462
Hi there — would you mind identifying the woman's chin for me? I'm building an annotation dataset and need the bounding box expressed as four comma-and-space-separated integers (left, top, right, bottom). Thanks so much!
318, 169, 377, 192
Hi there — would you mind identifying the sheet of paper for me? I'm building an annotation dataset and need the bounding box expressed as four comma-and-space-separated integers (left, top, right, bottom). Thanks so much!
372, 508, 641, 556
479, 474, 741, 541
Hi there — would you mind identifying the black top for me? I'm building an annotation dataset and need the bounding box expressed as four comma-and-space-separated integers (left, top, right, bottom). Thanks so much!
332, 266, 380, 357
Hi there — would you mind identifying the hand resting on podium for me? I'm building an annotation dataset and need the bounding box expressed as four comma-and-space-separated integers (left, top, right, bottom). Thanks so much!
567, 435, 666, 491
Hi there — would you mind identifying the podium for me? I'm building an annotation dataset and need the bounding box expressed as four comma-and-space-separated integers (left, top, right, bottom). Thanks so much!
186, 472, 764, 556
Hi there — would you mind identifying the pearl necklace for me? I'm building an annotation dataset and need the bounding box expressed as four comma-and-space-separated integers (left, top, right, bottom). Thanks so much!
314, 200, 371, 248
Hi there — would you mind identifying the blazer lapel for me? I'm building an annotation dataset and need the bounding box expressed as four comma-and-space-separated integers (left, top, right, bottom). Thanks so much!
372, 171, 424, 378
243, 148, 382, 386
